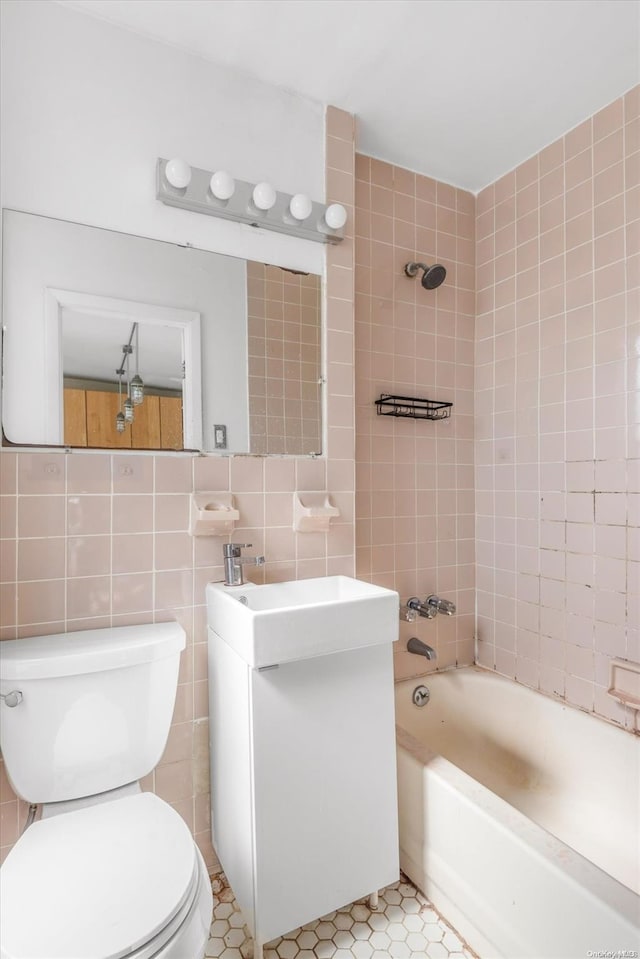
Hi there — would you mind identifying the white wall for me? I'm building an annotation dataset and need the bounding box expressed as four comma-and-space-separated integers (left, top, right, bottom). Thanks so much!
0, 0, 325, 275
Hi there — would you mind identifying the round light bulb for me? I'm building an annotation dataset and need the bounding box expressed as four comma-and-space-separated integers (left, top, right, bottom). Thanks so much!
324, 203, 347, 230
210, 170, 235, 201
165, 158, 191, 189
115, 411, 126, 434
130, 374, 144, 405
252, 182, 276, 211
289, 193, 312, 221
124, 397, 134, 423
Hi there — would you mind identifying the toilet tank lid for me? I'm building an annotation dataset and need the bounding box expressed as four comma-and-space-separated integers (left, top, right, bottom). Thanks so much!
0, 623, 186, 681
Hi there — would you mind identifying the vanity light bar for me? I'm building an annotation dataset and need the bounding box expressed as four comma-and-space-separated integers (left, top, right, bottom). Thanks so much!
156, 158, 346, 245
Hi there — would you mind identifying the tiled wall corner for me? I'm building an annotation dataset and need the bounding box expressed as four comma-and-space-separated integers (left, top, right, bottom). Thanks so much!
475, 85, 639, 730
0, 105, 356, 865
325, 105, 357, 578
353, 155, 476, 679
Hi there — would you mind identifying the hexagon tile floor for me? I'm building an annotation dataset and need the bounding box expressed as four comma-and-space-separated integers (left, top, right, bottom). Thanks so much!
206, 872, 479, 959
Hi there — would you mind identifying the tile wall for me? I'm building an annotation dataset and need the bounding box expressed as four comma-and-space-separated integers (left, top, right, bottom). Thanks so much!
247, 261, 322, 455
354, 156, 476, 679
0, 105, 356, 863
3, 81, 637, 871
475, 86, 639, 728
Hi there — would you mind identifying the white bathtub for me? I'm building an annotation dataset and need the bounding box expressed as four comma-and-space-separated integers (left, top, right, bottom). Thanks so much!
395, 666, 640, 959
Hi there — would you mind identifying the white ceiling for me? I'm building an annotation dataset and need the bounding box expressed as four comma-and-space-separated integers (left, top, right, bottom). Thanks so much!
63, 311, 184, 390
59, 0, 639, 193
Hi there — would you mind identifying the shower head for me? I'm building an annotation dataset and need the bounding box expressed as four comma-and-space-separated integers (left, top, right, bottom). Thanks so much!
404, 261, 447, 290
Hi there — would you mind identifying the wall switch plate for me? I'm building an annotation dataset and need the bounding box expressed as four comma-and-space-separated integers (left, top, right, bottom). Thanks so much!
214, 424, 227, 449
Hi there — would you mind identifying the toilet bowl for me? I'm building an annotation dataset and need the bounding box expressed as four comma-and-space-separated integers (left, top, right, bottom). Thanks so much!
1, 792, 212, 959
0, 624, 214, 959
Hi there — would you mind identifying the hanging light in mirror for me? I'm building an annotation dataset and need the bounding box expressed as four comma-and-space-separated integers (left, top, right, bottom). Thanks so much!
123, 349, 134, 423
115, 374, 126, 433
130, 375, 144, 405
130, 324, 144, 405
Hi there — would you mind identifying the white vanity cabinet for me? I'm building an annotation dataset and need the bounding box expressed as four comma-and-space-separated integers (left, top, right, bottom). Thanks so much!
206, 576, 399, 951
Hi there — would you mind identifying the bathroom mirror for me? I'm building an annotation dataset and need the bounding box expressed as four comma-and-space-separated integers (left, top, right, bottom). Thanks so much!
1, 210, 322, 455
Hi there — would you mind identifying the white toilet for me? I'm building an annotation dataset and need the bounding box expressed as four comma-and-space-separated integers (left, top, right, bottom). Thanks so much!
0, 623, 213, 959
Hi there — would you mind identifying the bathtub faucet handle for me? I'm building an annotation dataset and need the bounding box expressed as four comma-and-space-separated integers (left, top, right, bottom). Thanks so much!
400, 604, 418, 623
427, 595, 456, 616
406, 597, 437, 620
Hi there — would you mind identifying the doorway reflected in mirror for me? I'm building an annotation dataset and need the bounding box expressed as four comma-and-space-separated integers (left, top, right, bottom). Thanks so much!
62, 314, 185, 450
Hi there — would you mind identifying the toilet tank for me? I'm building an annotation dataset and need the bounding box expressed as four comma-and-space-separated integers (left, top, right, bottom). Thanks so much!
0, 623, 185, 804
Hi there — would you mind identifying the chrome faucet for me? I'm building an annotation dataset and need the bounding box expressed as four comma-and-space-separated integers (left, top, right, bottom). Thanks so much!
222, 543, 265, 587
406, 596, 437, 619
427, 594, 456, 615
407, 637, 437, 660
406, 594, 456, 619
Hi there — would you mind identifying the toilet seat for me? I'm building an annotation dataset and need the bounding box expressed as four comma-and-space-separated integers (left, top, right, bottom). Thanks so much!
0, 792, 200, 959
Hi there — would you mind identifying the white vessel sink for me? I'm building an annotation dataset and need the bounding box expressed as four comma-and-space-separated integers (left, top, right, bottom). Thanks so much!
206, 575, 399, 667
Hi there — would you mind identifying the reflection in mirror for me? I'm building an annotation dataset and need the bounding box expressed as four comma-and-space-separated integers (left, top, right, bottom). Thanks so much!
62, 308, 185, 450
1, 210, 322, 454
247, 263, 321, 455
39, 285, 200, 450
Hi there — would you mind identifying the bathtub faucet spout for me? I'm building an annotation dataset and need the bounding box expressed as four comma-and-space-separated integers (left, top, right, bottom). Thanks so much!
407, 637, 437, 660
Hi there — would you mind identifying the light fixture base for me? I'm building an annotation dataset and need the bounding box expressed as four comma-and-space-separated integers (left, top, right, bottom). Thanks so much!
156, 159, 344, 245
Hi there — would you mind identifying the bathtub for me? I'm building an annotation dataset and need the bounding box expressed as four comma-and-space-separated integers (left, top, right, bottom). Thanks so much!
395, 666, 640, 959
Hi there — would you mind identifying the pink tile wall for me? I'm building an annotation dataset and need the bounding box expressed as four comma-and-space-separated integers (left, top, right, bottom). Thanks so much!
247, 261, 322, 455
0, 105, 356, 864
475, 86, 639, 729
354, 155, 476, 679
